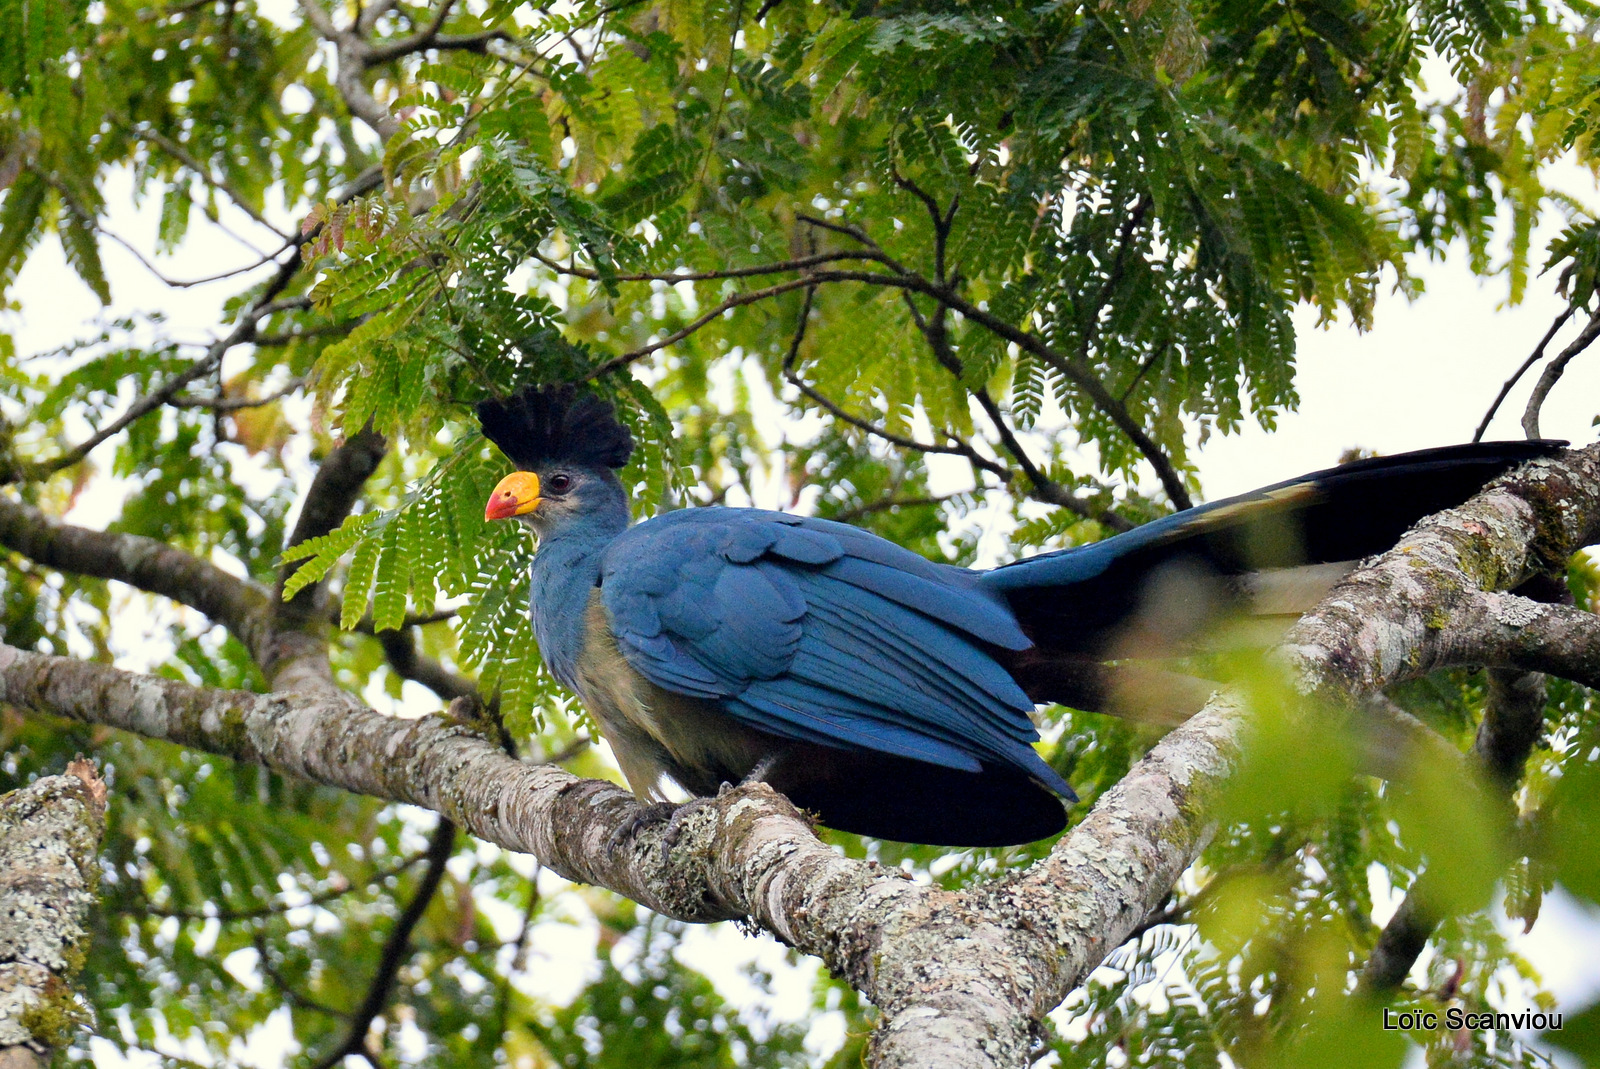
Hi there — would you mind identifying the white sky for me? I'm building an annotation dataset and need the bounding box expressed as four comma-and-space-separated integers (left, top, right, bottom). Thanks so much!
7, 156, 1600, 1065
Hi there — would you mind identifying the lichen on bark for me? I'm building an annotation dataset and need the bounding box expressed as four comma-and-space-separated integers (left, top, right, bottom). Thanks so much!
0, 762, 107, 1066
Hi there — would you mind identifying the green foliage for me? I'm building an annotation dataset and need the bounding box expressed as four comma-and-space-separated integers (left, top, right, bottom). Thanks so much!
528, 913, 810, 1068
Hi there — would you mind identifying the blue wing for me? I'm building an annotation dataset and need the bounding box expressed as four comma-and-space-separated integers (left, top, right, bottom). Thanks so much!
599, 508, 1073, 797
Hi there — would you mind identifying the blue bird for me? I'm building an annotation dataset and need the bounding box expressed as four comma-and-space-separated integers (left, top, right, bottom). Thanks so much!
478, 386, 1562, 847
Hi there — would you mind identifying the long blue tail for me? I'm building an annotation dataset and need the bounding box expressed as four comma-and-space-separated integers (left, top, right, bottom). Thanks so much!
981, 440, 1565, 710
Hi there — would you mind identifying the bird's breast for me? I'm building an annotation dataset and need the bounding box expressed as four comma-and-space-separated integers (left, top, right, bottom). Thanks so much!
574, 590, 770, 798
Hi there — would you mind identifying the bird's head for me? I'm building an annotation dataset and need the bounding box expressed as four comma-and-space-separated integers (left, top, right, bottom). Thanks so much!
477, 385, 635, 537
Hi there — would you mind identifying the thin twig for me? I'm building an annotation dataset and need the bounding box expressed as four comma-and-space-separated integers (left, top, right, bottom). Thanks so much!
310, 819, 457, 1069
583, 275, 821, 380
829, 494, 962, 523
253, 934, 357, 1020
131, 848, 427, 921
1475, 308, 1576, 442
492, 868, 542, 1050
1522, 312, 1600, 438
779, 286, 1012, 480
128, 120, 293, 240
530, 248, 892, 284
168, 377, 305, 412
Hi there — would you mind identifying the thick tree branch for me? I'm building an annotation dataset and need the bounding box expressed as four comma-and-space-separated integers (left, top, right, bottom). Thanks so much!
269, 426, 389, 697
300, 0, 402, 141
0, 635, 1238, 1068
1284, 444, 1600, 697
0, 495, 274, 660
0, 761, 107, 1068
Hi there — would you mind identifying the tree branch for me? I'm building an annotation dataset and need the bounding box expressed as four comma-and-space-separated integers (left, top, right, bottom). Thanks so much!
132, 848, 429, 922
584, 275, 822, 380
1522, 312, 1600, 438
310, 818, 455, 1069
1359, 668, 1548, 992
1474, 307, 1574, 442
168, 377, 306, 411
367, 0, 459, 62
778, 286, 1012, 482
3, 234, 307, 486
0, 495, 274, 661
0, 635, 1239, 1068
253, 935, 356, 1021
126, 121, 292, 240
0, 762, 107, 1068
269, 426, 389, 697
376, 626, 479, 704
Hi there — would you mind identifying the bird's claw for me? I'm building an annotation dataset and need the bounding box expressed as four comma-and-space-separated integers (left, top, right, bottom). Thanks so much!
606, 801, 677, 856
607, 798, 716, 862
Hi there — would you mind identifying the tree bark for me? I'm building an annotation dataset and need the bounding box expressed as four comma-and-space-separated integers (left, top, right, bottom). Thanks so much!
0, 762, 108, 1069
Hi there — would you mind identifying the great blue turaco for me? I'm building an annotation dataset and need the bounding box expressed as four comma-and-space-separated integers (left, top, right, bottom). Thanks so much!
477, 384, 1563, 847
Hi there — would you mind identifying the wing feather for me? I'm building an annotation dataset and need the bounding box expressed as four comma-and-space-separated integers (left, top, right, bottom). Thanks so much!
600, 507, 1067, 795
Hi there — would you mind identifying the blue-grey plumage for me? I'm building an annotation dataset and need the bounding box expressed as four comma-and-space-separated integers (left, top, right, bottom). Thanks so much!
477, 385, 1565, 847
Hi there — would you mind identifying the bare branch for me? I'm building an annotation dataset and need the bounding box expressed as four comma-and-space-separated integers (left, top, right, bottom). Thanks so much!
530, 248, 892, 284
376, 626, 479, 705
253, 935, 356, 1021
828, 494, 962, 524
1286, 444, 1600, 698
357, 0, 400, 34
1423, 594, 1600, 688
0, 495, 274, 661
1522, 312, 1600, 438
1474, 308, 1575, 442
310, 819, 455, 1069
367, 0, 460, 62
584, 275, 821, 380
300, 0, 403, 140
777, 286, 1012, 481
0, 636, 1235, 1068
298, 0, 340, 37
92, 217, 290, 289
132, 848, 429, 922
5, 233, 308, 486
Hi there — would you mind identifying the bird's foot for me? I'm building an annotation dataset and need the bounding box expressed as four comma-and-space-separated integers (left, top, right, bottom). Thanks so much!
659, 796, 717, 860
607, 798, 717, 863
606, 801, 677, 856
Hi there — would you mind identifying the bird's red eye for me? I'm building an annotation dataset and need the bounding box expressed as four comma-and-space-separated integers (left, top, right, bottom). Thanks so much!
547, 474, 572, 493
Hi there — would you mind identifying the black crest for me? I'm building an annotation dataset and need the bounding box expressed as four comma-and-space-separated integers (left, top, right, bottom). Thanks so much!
475, 385, 635, 471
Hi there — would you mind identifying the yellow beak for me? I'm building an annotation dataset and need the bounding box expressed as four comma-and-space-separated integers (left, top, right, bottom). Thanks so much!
485, 471, 541, 521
